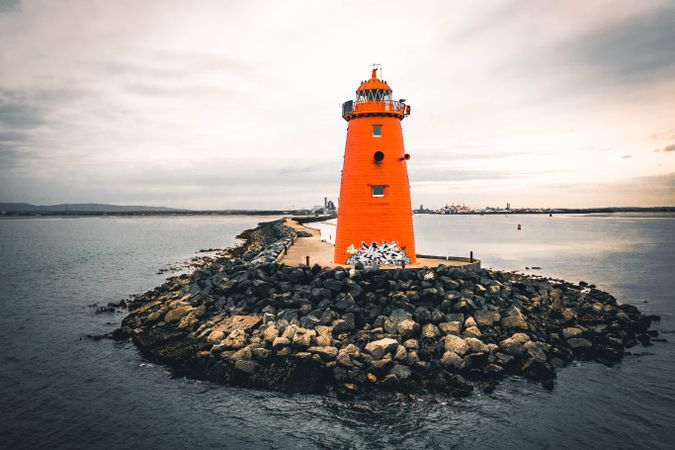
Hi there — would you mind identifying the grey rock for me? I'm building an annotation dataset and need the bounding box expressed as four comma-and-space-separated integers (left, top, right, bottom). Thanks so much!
567, 337, 592, 349
389, 364, 412, 381
473, 310, 500, 327
413, 307, 432, 323
332, 319, 350, 334
234, 360, 255, 373
389, 309, 412, 325
524, 340, 548, 363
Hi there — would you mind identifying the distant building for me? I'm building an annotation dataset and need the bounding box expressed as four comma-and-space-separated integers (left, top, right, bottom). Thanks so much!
414, 204, 432, 214
324, 198, 336, 214
312, 197, 337, 215
438, 203, 471, 214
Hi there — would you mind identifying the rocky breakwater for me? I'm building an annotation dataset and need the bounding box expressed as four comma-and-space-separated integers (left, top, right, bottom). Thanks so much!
113, 219, 659, 399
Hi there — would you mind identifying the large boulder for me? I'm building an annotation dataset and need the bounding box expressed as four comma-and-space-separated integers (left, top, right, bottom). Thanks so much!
389, 309, 412, 325
499, 333, 530, 356
473, 310, 500, 327
308, 345, 339, 361
222, 329, 247, 350
567, 337, 592, 350
441, 351, 465, 371
394, 345, 408, 360
524, 340, 548, 363
336, 351, 353, 367
164, 305, 192, 323
281, 325, 298, 340
365, 338, 399, 359
397, 319, 421, 338
403, 339, 419, 351
421, 323, 441, 338
501, 306, 528, 330
464, 337, 489, 354
262, 325, 279, 344
207, 329, 225, 344
463, 326, 482, 338
178, 309, 203, 330
464, 316, 478, 328
389, 364, 412, 381
443, 335, 469, 356
210, 315, 262, 339
272, 336, 290, 350
562, 327, 583, 339
341, 343, 360, 356
291, 327, 316, 349
234, 359, 255, 373
439, 321, 462, 336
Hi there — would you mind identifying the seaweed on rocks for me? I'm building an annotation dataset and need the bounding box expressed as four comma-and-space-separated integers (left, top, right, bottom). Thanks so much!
112, 219, 659, 400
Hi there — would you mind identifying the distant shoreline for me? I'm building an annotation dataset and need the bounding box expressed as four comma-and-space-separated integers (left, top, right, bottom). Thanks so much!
0, 211, 338, 219
414, 207, 675, 216
1, 207, 673, 217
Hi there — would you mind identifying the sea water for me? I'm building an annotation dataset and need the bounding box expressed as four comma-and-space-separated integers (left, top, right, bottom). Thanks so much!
0, 214, 673, 449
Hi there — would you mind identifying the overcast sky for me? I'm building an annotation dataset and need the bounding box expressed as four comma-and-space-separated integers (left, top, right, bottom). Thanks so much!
0, 0, 673, 209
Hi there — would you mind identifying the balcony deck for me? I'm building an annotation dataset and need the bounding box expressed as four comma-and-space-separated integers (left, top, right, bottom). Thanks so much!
342, 99, 409, 121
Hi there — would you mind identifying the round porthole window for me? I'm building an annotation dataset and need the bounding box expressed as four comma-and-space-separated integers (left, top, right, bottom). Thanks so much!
374, 151, 384, 162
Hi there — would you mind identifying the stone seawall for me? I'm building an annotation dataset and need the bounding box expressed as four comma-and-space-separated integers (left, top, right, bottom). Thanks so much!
111, 219, 660, 399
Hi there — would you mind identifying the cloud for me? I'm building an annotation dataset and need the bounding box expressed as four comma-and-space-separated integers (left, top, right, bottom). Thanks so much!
0, 143, 28, 169
651, 130, 675, 140
0, 0, 20, 14
410, 167, 542, 184
0, 89, 43, 171
609, 172, 675, 199
274, 161, 339, 176
580, 146, 610, 152
410, 149, 530, 162
655, 144, 675, 153
573, 3, 675, 82
0, 89, 43, 129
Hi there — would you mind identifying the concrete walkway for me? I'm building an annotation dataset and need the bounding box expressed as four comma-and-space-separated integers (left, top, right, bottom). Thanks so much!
282, 218, 336, 267
279, 218, 480, 269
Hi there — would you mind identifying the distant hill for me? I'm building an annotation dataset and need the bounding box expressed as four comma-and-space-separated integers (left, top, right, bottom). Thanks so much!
0, 203, 183, 213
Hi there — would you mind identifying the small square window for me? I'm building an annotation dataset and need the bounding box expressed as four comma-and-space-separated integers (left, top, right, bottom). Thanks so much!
372, 185, 385, 197
372, 124, 382, 137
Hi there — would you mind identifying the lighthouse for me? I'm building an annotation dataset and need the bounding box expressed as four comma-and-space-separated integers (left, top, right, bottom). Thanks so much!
334, 68, 416, 265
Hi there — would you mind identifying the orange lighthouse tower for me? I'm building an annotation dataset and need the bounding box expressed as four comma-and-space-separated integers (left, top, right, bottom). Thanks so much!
334, 68, 416, 265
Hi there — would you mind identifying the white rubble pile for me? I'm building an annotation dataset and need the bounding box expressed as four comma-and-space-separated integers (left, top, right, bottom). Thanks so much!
345, 241, 411, 266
